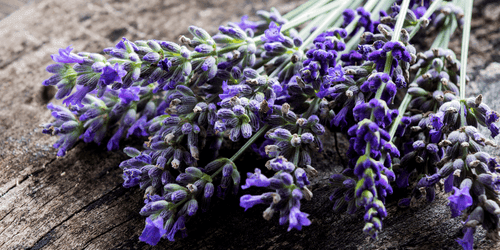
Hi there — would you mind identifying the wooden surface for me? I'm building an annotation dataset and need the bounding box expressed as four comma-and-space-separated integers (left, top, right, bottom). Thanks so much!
0, 0, 500, 249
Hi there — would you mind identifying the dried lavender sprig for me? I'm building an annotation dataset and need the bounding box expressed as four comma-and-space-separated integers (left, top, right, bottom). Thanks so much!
40, 3, 334, 155
386, 3, 500, 248
40, 0, 500, 248
388, 1, 448, 139
351, 0, 411, 238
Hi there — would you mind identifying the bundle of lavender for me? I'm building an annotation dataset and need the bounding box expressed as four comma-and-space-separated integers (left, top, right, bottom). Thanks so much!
39, 0, 499, 248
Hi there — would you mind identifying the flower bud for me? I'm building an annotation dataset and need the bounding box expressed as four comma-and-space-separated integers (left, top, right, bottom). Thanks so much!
438, 162, 454, 177
184, 199, 199, 216
465, 206, 484, 227
302, 186, 313, 201
484, 200, 500, 215
263, 207, 274, 220
171, 190, 187, 202
281, 103, 290, 114
472, 180, 485, 197
290, 134, 301, 147
139, 200, 169, 216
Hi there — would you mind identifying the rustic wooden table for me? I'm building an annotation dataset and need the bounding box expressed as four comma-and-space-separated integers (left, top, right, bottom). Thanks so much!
0, 0, 499, 249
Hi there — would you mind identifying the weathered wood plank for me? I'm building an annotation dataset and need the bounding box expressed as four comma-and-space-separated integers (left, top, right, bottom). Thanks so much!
0, 0, 499, 250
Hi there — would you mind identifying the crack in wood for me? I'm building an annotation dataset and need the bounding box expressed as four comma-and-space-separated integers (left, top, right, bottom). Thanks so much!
25, 184, 124, 249
0, 183, 111, 248
82, 216, 136, 249
0, 157, 54, 198
0, 174, 29, 198
0, 208, 14, 223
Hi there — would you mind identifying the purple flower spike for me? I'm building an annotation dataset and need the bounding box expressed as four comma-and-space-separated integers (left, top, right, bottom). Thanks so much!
341, 50, 363, 66
139, 217, 167, 246
489, 123, 499, 138
268, 157, 295, 172
51, 45, 85, 64
448, 179, 473, 217
158, 58, 172, 71
356, 7, 374, 33
413, 6, 427, 19
107, 126, 125, 151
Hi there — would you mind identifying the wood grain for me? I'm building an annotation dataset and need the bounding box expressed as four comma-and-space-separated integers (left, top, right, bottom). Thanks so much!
0, 0, 499, 249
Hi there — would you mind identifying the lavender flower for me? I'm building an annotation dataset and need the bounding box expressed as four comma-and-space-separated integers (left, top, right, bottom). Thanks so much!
41, 103, 83, 156
242, 168, 271, 189
287, 202, 311, 231
51, 45, 85, 64
456, 226, 475, 250
139, 216, 167, 246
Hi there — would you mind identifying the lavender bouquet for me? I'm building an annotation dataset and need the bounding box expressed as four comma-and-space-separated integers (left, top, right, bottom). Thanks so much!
40, 0, 500, 248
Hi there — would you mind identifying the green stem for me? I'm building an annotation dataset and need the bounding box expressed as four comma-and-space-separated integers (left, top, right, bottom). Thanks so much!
191, 43, 242, 59
282, 0, 342, 32
343, 29, 364, 53
293, 131, 302, 166
299, 0, 358, 50
169, 197, 189, 210
229, 124, 270, 162
283, 0, 322, 20
392, 0, 410, 43
298, 13, 326, 39
388, 93, 412, 139
209, 125, 270, 179
440, 16, 456, 49
459, 0, 473, 99
459, 102, 470, 171
269, 61, 289, 78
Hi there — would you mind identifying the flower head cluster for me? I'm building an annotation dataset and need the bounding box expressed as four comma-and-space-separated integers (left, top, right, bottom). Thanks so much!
240, 167, 312, 231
